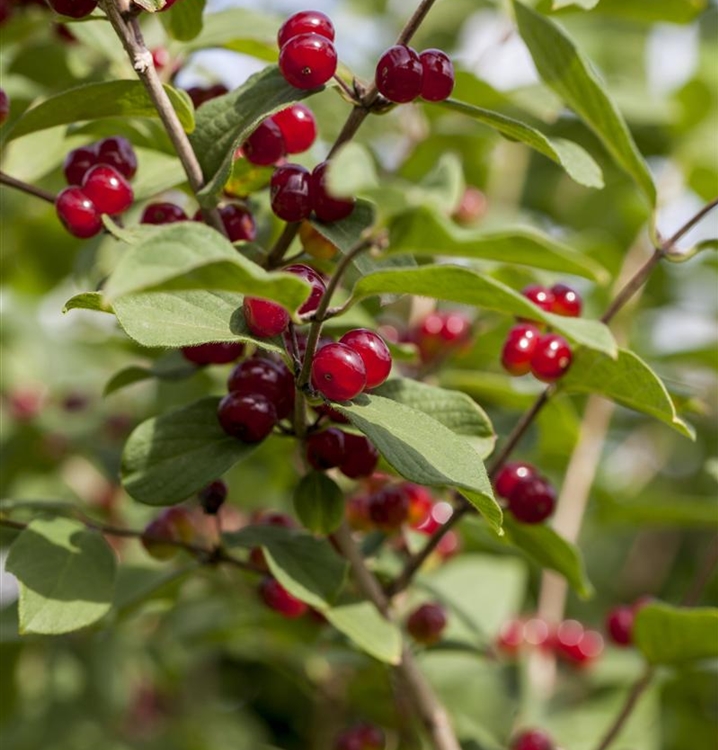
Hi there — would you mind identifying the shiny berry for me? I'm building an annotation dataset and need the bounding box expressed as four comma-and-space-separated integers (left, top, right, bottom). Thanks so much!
522, 284, 555, 313
312, 161, 355, 223
47, 0, 98, 18
494, 461, 538, 500
141, 202, 188, 225
55, 187, 102, 238
511, 729, 555, 750
242, 118, 285, 166
198, 479, 228, 515
407, 603, 447, 645
0, 89, 9, 125
277, 10, 335, 48
270, 163, 313, 222
339, 433, 379, 479
272, 104, 317, 154
334, 723, 385, 750
530, 334, 573, 382
227, 357, 294, 420
259, 577, 308, 618
81, 165, 133, 215
63, 144, 98, 185
415, 311, 472, 362
97, 136, 138, 180
220, 203, 256, 242
339, 329, 392, 389
368, 486, 409, 530
375, 45, 424, 103
507, 476, 556, 524
419, 49, 454, 102
306, 428, 346, 470
550, 283, 582, 317
606, 605, 635, 646
181, 341, 244, 365
501, 323, 541, 376
279, 33, 337, 90
243, 297, 290, 338
217, 392, 278, 443
311, 343, 367, 401
285, 263, 326, 315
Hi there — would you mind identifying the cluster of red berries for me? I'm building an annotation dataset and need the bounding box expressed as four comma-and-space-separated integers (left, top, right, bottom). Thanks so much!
56, 136, 137, 238
406, 602, 448, 645
306, 428, 379, 478
494, 461, 556, 525
140, 200, 256, 243
277, 10, 338, 90
605, 597, 650, 647
334, 723, 385, 750
242, 103, 317, 166
375, 45, 454, 103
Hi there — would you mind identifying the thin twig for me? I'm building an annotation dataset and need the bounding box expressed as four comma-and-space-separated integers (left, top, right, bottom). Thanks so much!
0, 172, 56, 204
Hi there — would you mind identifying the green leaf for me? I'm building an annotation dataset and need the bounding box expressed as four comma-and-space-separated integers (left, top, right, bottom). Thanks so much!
327, 142, 379, 196
160, 0, 206, 41
63, 292, 113, 314
131, 147, 187, 201
552, 0, 599, 9
502, 519, 594, 598
512, 1, 655, 204
324, 600, 402, 665
293, 472, 345, 535
121, 397, 256, 505
561, 348, 694, 438
373, 378, 496, 459
438, 99, 604, 189
104, 352, 197, 397
634, 603, 718, 664
5, 517, 116, 635
185, 8, 280, 59
333, 395, 502, 533
191, 66, 320, 203
592, 0, 707, 24
351, 265, 617, 357
7, 81, 195, 141
387, 206, 608, 282
596, 495, 718, 528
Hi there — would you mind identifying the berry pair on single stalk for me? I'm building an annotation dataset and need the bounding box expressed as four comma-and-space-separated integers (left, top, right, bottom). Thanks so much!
375, 45, 454, 103
494, 462, 556, 524
63, 136, 138, 185
501, 325, 573, 383
412, 310, 473, 363
553, 618, 604, 666
334, 723, 385, 750
406, 602, 448, 645
241, 104, 317, 166
523, 282, 582, 318
305, 428, 379, 479
278, 10, 338, 90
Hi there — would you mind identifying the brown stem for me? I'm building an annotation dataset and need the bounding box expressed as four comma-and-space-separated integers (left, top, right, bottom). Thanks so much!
0, 172, 56, 203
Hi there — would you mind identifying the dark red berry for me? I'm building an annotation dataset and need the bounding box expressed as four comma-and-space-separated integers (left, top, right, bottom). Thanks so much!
97, 136, 138, 180
270, 163, 313, 222
227, 357, 294, 420
306, 428, 346, 470
375, 45, 424, 103
407, 603, 447, 645
243, 297, 290, 338
419, 49, 454, 101
312, 161, 355, 223
606, 605, 635, 646
185, 84, 228, 108
259, 577, 308, 618
511, 729, 555, 750
271, 104, 317, 154
55, 187, 102, 238
0, 88, 9, 125
550, 283, 582, 317
217, 392, 278, 443
334, 723, 385, 750
141, 202, 188, 225
530, 334, 573, 382
180, 341, 244, 365
339, 329, 392, 389
63, 144, 98, 185
522, 284, 555, 313
47, 0, 98, 18
198, 479, 228, 514
368, 486, 409, 530
507, 476, 556, 524
501, 323, 541, 376
285, 263, 326, 315
277, 9, 335, 48
339, 433, 379, 479
494, 461, 538, 500
311, 342, 367, 401
81, 165, 133, 215
279, 33, 337, 90
242, 118, 285, 166
220, 203, 256, 242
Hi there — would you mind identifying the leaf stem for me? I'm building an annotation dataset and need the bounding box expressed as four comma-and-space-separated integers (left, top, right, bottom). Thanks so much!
0, 172, 56, 204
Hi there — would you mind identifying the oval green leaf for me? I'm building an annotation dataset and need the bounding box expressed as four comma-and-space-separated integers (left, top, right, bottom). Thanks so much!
293, 471, 345, 535
634, 603, 718, 664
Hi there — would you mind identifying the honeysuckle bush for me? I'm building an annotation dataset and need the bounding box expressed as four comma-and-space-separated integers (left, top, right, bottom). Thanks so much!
0, 1, 717, 749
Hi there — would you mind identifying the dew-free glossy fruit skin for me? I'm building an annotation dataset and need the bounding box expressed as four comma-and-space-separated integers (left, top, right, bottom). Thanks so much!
285, 263, 326, 315
227, 357, 294, 420
312, 161, 355, 223
407, 603, 447, 645
47, 0, 98, 19
55, 187, 102, 238
339, 433, 379, 479
339, 329, 392, 389
63, 144, 99, 185
198, 479, 228, 514
259, 577, 308, 618
270, 164, 313, 222
368, 486, 410, 530
375, 45, 424, 103
306, 427, 346, 470
97, 136, 138, 180
419, 49, 455, 101
494, 461, 538, 499
81, 164, 134, 215
606, 605, 635, 646
141, 202, 188, 225
272, 104, 317, 154
511, 728, 555, 750
501, 323, 541, 376
522, 284, 555, 313
242, 118, 285, 166
217, 392, 278, 443
243, 297, 290, 338
530, 334, 573, 382
277, 9, 335, 48
279, 33, 338, 90
220, 204, 256, 242
180, 341, 244, 365
506, 476, 556, 524
311, 342, 367, 401
550, 283, 582, 317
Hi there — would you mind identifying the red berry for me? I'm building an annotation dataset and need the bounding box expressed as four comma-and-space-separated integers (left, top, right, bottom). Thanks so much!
243, 297, 290, 338
334, 723, 385, 750
227, 357, 294, 420
550, 283, 582, 317
419, 49, 454, 102
339, 433, 379, 479
452, 186, 488, 224
185, 84, 228, 108
55, 187, 102, 238
285, 263, 326, 315
511, 729, 555, 750
405, 483, 434, 526
63, 144, 99, 185
198, 479, 227, 515
277, 10, 335, 48
47, 0, 98, 18
0, 88, 9, 125
606, 605, 635, 646
501, 323, 541, 376
141, 507, 195, 560
494, 461, 538, 499
415, 311, 472, 362
180, 341, 244, 365
217, 392, 278, 443
530, 334, 573, 382
270, 163, 313, 222
151, 46, 170, 71
242, 118, 285, 166
97, 136, 138, 180
306, 427, 346, 470
220, 203, 256, 242
522, 284, 555, 313
414, 499, 453, 535
368, 486, 409, 530
524, 617, 552, 648
81, 164, 134, 215
271, 104, 317, 154
497, 619, 525, 655
141, 202, 188, 225
507, 476, 556, 524
312, 161, 355, 223
375, 45, 424, 103
311, 342, 367, 401
339, 329, 392, 389
279, 33, 337, 90
407, 603, 447, 645
259, 577, 308, 618
566, 628, 604, 666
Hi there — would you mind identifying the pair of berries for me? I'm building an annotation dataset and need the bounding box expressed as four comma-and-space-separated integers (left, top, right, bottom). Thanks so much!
141, 202, 256, 243
375, 45, 455, 103
605, 597, 651, 646
242, 103, 317, 166
306, 428, 379, 478
277, 10, 338, 90
406, 602, 448, 645
334, 723, 385, 750
270, 160, 355, 223
495, 462, 556, 524
523, 283, 582, 318
141, 506, 195, 560
181, 341, 245, 366
411, 310, 472, 364
47, 0, 97, 18
217, 355, 295, 443
501, 326, 573, 383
